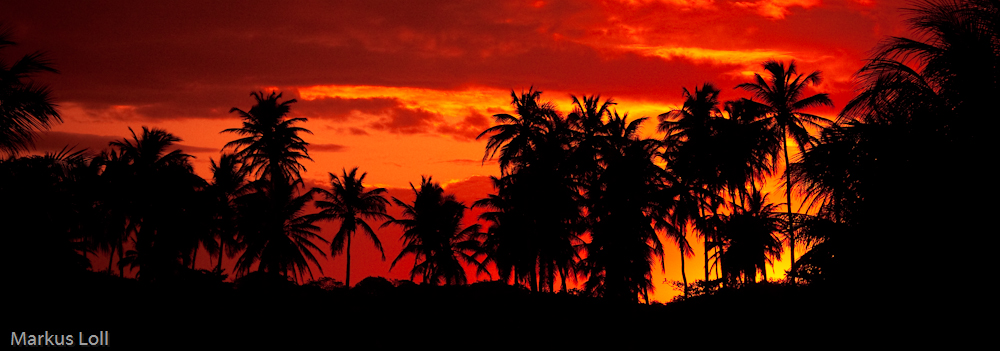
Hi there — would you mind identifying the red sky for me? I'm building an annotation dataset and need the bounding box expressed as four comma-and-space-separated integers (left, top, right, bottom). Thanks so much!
4, 0, 914, 302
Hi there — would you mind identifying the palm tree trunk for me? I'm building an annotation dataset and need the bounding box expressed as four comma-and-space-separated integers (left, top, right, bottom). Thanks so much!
560, 266, 567, 293
216, 240, 224, 272
680, 245, 689, 298
783, 131, 795, 284
530, 262, 538, 292
699, 206, 709, 283
346, 233, 352, 287
107, 246, 116, 275
191, 246, 198, 270
118, 246, 125, 277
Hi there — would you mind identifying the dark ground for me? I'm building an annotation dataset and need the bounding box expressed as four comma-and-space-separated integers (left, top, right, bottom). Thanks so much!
8, 271, 980, 349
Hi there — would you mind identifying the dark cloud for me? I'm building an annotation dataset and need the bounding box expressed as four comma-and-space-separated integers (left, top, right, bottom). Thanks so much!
294, 96, 402, 121
175, 144, 218, 153
3, 0, 891, 129
438, 159, 498, 166
436, 110, 491, 141
368, 106, 442, 135
32, 131, 119, 153
32, 131, 217, 156
309, 143, 348, 152
347, 127, 370, 136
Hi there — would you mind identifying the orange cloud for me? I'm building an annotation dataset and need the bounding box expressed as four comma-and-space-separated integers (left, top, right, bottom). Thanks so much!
734, 0, 823, 19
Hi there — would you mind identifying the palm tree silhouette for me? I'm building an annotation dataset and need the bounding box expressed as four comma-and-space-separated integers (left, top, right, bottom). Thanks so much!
223, 91, 312, 188
476, 88, 583, 292
1, 147, 95, 280
658, 83, 728, 285
478, 87, 559, 176
313, 167, 391, 287
385, 176, 482, 285
0, 26, 61, 156
715, 190, 784, 285
223, 92, 326, 282
581, 112, 666, 303
232, 180, 327, 282
207, 153, 250, 273
736, 60, 832, 280
107, 127, 207, 281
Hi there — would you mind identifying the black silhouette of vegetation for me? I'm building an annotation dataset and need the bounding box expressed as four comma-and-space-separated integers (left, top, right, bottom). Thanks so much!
313, 167, 391, 287
5, 0, 996, 346
0, 26, 60, 157
385, 176, 483, 285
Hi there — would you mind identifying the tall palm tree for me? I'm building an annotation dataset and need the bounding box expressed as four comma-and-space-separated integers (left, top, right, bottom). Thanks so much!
0, 27, 60, 156
736, 60, 833, 280
659, 83, 728, 285
385, 176, 482, 285
794, 0, 998, 288
476, 88, 583, 292
313, 167, 391, 287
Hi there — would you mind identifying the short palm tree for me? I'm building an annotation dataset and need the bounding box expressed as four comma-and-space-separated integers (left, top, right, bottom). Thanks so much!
207, 153, 250, 273
385, 176, 482, 285
107, 127, 207, 281
313, 167, 391, 287
736, 60, 833, 280
0, 27, 61, 156
716, 190, 784, 285
233, 181, 327, 282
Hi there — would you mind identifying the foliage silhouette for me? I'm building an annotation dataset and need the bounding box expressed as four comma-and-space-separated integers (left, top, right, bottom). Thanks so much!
232, 179, 326, 282
207, 153, 250, 273
0, 26, 61, 156
475, 88, 583, 293
713, 190, 784, 285
224, 92, 325, 282
106, 127, 209, 282
385, 176, 483, 285
223, 91, 312, 188
580, 112, 667, 303
1, 148, 94, 281
736, 60, 833, 280
313, 167, 391, 287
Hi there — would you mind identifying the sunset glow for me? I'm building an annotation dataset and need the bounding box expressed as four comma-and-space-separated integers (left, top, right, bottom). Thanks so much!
4, 0, 926, 304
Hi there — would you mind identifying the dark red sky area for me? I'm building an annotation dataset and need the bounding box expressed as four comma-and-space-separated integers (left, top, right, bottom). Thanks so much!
4, 0, 915, 302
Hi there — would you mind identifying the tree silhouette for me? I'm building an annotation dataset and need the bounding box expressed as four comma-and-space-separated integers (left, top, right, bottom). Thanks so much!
715, 190, 784, 285
736, 60, 832, 281
797, 0, 998, 289
224, 92, 325, 282
232, 180, 327, 282
107, 127, 208, 282
207, 153, 250, 273
385, 176, 482, 285
659, 83, 727, 284
0, 26, 60, 156
476, 88, 583, 292
313, 167, 391, 287
580, 112, 666, 303
1, 147, 94, 281
223, 91, 312, 188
